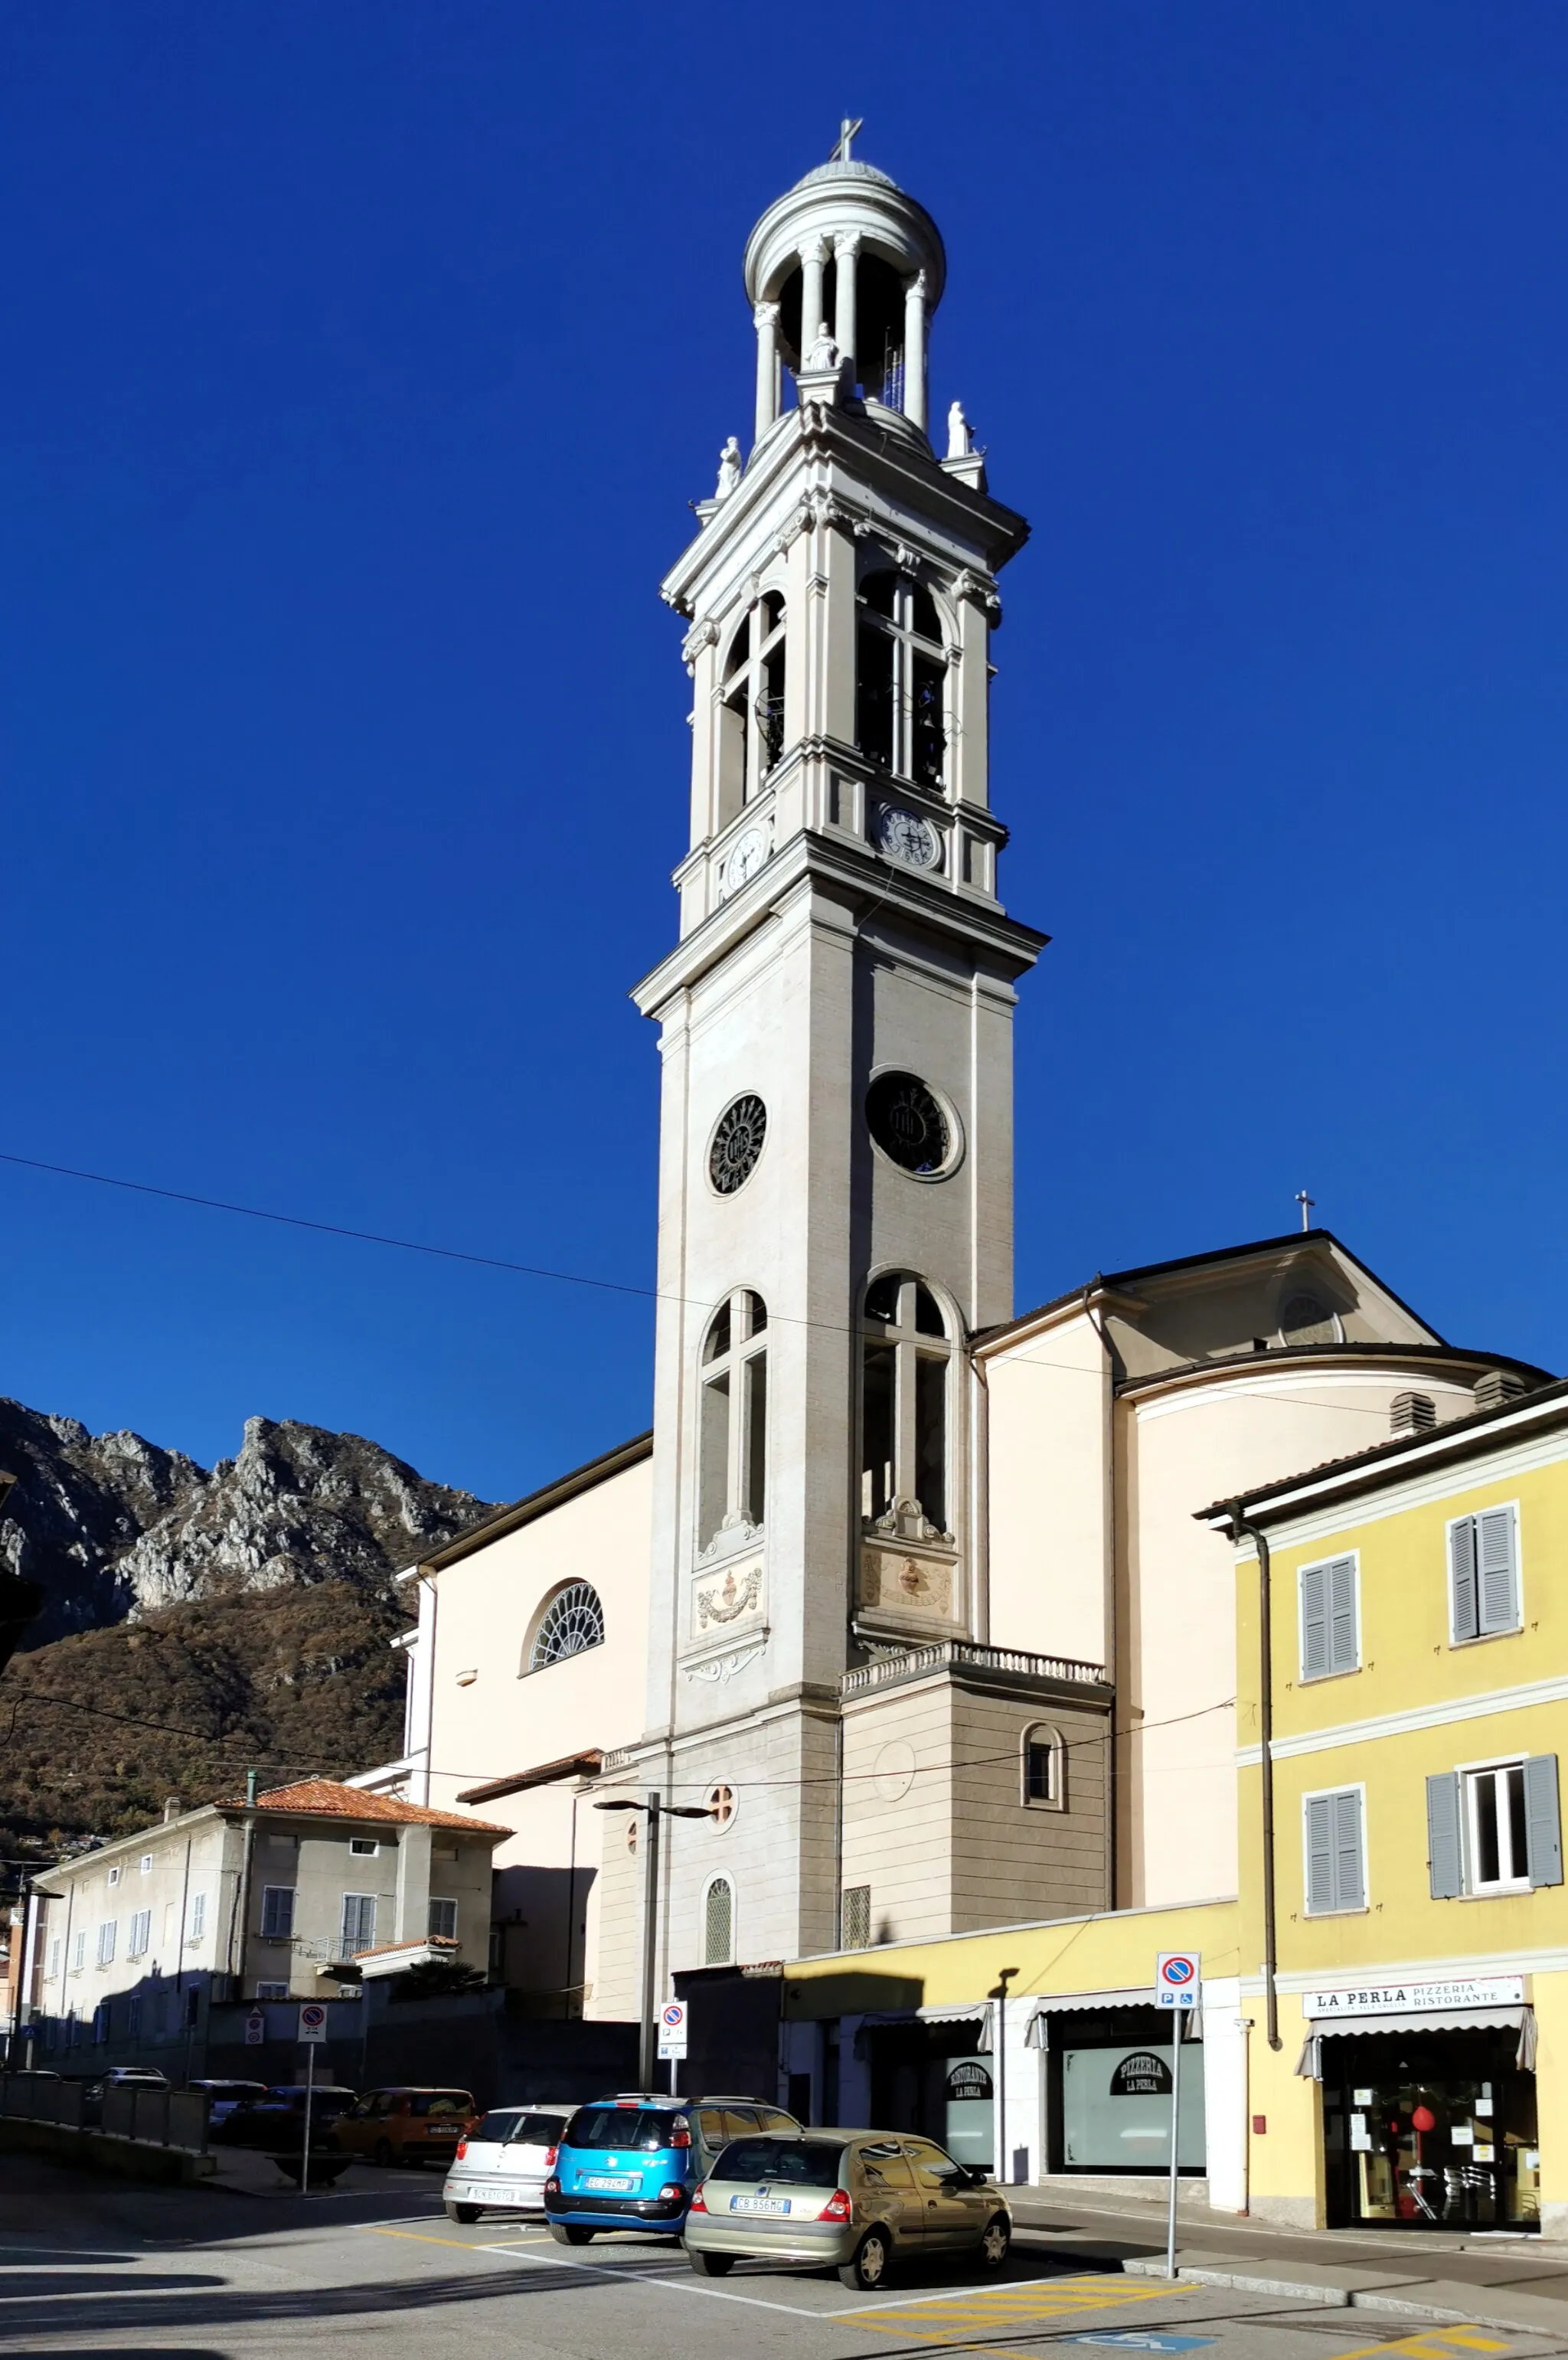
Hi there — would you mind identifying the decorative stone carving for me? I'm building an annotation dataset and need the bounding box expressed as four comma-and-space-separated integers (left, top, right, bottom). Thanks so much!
715, 436, 743, 499
869, 1495, 945, 1543
684, 1637, 768, 1685
693, 1553, 765, 1636
805, 322, 840, 373
952, 567, 1001, 619
681, 616, 720, 667
859, 1544, 956, 1622
946, 400, 972, 459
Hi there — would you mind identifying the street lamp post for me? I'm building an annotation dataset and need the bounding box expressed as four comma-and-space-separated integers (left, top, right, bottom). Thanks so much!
593, 1793, 713, 2089
988, 1966, 1019, 2183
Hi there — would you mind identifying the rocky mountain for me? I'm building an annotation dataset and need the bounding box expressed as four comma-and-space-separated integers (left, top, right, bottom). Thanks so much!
0, 1399, 494, 1646
0, 1398, 499, 1845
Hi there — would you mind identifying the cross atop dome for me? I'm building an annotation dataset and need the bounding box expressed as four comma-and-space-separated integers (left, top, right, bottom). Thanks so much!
832, 116, 863, 164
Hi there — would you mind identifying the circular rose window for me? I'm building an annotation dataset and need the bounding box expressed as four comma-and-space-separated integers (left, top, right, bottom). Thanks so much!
865, 1071, 952, 1176
709, 1094, 767, 1195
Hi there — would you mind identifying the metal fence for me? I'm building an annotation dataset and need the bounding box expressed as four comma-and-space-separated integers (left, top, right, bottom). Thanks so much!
0, 2075, 207, 2151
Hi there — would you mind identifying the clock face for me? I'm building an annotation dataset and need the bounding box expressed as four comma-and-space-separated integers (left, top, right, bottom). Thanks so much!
874, 804, 941, 871
723, 825, 768, 896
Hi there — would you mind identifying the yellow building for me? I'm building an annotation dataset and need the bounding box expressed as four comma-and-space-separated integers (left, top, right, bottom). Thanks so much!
778, 1374, 1566, 2245
1205, 1373, 1566, 2241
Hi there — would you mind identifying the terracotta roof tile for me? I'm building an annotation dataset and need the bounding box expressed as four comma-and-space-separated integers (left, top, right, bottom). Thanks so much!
215, 1777, 512, 1837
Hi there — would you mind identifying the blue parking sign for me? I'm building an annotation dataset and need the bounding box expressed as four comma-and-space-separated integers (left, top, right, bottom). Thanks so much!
1062, 2337, 1217, 2352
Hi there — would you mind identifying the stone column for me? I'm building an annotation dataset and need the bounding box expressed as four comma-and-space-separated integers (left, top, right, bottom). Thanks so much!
833, 230, 861, 381
903, 271, 928, 430
753, 301, 780, 443
799, 238, 828, 360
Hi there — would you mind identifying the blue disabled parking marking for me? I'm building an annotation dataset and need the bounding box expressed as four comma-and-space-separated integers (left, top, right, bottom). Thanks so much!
1060, 2339, 1218, 2353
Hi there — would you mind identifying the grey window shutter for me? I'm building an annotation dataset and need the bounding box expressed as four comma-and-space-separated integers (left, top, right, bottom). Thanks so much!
1328, 1557, 1358, 1674
1524, 1754, 1563, 1888
1305, 1795, 1335, 1914
1300, 1565, 1328, 1680
1333, 1788, 1365, 1911
1426, 1771, 1463, 1897
1449, 1517, 1479, 1641
1478, 1507, 1519, 1635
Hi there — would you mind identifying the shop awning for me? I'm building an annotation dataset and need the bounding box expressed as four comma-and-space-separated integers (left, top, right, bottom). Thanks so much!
1295, 2006, 1536, 2079
854, 2002, 993, 2055
1024, 1990, 1202, 2047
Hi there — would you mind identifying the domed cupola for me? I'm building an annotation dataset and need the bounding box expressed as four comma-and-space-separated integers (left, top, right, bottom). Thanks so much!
742, 121, 947, 446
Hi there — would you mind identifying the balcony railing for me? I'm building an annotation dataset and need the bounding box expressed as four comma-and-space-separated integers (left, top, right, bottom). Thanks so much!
841, 1639, 1109, 1701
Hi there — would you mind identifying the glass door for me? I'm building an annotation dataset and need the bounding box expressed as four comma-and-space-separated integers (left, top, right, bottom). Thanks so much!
1324, 2031, 1537, 2230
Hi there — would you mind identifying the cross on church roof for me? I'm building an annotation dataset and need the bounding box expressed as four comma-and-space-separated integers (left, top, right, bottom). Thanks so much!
833, 116, 863, 163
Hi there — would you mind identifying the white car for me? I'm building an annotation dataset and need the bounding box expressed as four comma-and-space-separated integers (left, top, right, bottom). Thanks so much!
443, 2104, 575, 2221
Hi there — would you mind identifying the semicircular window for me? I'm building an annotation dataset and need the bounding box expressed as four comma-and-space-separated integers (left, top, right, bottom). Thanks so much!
1279, 1293, 1339, 1346
529, 1581, 606, 1672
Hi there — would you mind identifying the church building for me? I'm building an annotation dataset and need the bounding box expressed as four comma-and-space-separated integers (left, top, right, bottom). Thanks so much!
355, 136, 1544, 2182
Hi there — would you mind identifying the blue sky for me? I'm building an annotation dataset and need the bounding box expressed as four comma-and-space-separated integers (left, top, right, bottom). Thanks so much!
3, 2, 1566, 1504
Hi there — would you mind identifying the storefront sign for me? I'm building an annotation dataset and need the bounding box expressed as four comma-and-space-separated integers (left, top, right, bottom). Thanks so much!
1302, 1976, 1524, 2019
1109, 2051, 1172, 2097
946, 2061, 992, 2100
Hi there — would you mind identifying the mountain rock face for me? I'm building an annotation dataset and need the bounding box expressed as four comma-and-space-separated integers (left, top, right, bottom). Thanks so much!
0, 1397, 495, 1647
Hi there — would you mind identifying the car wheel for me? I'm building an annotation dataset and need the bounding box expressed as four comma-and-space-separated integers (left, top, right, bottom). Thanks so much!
838, 2228, 892, 2292
374, 2139, 394, 2169
978, 2214, 1011, 2272
688, 2250, 733, 2277
445, 2201, 482, 2224
549, 2224, 594, 2246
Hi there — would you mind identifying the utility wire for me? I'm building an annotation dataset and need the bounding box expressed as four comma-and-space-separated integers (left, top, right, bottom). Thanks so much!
0, 1146, 1472, 1420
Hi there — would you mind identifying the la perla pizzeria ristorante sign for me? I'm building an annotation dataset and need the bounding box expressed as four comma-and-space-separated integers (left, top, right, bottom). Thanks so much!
1302, 1976, 1524, 2019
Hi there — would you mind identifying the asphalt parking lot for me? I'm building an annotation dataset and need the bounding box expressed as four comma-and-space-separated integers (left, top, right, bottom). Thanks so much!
0, 2155, 1562, 2360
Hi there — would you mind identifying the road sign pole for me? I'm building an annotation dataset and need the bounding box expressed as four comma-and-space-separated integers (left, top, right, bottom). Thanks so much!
302, 2039, 315, 2200
1165, 2011, 1181, 2278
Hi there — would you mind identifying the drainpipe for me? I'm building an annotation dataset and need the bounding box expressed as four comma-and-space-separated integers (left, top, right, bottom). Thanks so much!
1230, 1504, 1281, 2052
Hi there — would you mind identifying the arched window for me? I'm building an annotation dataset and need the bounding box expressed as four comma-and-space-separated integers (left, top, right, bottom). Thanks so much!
860, 1273, 952, 1537
856, 569, 947, 789
717, 594, 787, 825
703, 1875, 734, 1967
527, 1580, 606, 1673
698, 1290, 769, 1551
1021, 1724, 1065, 1810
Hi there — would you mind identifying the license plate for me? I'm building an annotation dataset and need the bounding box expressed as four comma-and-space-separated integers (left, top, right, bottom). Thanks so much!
583, 2174, 635, 2192
494, 2185, 533, 2203
730, 2195, 791, 2215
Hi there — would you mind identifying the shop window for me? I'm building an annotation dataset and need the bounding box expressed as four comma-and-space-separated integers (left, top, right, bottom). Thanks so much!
1022, 1725, 1064, 1809
1299, 1554, 1359, 1681
1426, 1754, 1562, 1897
1448, 1507, 1520, 1642
1303, 1786, 1366, 1915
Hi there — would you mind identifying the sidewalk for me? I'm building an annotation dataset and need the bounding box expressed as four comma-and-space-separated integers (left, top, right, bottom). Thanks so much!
1011, 2185, 1568, 2339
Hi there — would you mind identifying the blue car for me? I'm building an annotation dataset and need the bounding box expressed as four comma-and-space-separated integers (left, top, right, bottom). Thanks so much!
544, 2092, 801, 2241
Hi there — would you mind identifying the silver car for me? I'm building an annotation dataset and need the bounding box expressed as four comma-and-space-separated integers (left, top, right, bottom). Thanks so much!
443, 2104, 574, 2221
683, 2130, 1011, 2290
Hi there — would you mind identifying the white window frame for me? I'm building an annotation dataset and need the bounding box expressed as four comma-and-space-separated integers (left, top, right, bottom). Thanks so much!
96, 1921, 117, 1968
47, 1939, 60, 1982
340, 1893, 377, 1956
696, 1290, 769, 1553
348, 1838, 380, 1858
260, 1885, 296, 1940
254, 1980, 290, 2000
188, 1891, 207, 1943
1021, 1722, 1066, 1812
70, 1931, 86, 1973
1296, 1551, 1361, 1683
127, 1909, 152, 1959
1458, 1750, 1532, 1896
106, 1865, 120, 1888
427, 1897, 459, 1942
139, 1854, 153, 1874
1301, 1781, 1369, 1917
701, 1872, 735, 1968
1446, 1502, 1522, 1646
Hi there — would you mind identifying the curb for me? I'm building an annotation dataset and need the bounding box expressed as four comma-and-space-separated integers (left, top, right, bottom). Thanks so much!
1119, 2255, 1568, 2339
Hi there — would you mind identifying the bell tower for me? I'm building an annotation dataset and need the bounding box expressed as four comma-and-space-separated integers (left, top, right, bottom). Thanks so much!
608, 132, 1046, 1997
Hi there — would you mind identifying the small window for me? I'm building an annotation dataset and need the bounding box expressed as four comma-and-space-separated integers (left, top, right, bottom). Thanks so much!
1298, 1554, 1359, 1681
1449, 1507, 1521, 1642
704, 1876, 734, 1966
47, 1940, 60, 1981
341, 1894, 377, 1955
428, 1897, 459, 1941
1279, 1293, 1339, 1345
841, 1885, 871, 1950
96, 1922, 117, 1967
1303, 1786, 1366, 1915
107, 1867, 121, 1888
188, 1893, 207, 1941
260, 1886, 296, 1940
70, 1931, 86, 1972
705, 1783, 737, 1830
1022, 1726, 1063, 1807
139, 1854, 153, 1875
127, 1909, 152, 1958
349, 1838, 380, 1858
254, 1981, 289, 2000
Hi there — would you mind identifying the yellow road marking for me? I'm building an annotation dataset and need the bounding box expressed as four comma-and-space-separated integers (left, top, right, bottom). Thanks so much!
364, 2227, 498, 2252
1325, 2332, 1513, 2360
851, 2274, 1179, 2336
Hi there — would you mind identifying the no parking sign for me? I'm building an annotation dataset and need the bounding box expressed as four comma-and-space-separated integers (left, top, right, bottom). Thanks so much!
657, 1999, 688, 2060
1155, 1953, 1200, 2010
299, 2002, 328, 2044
